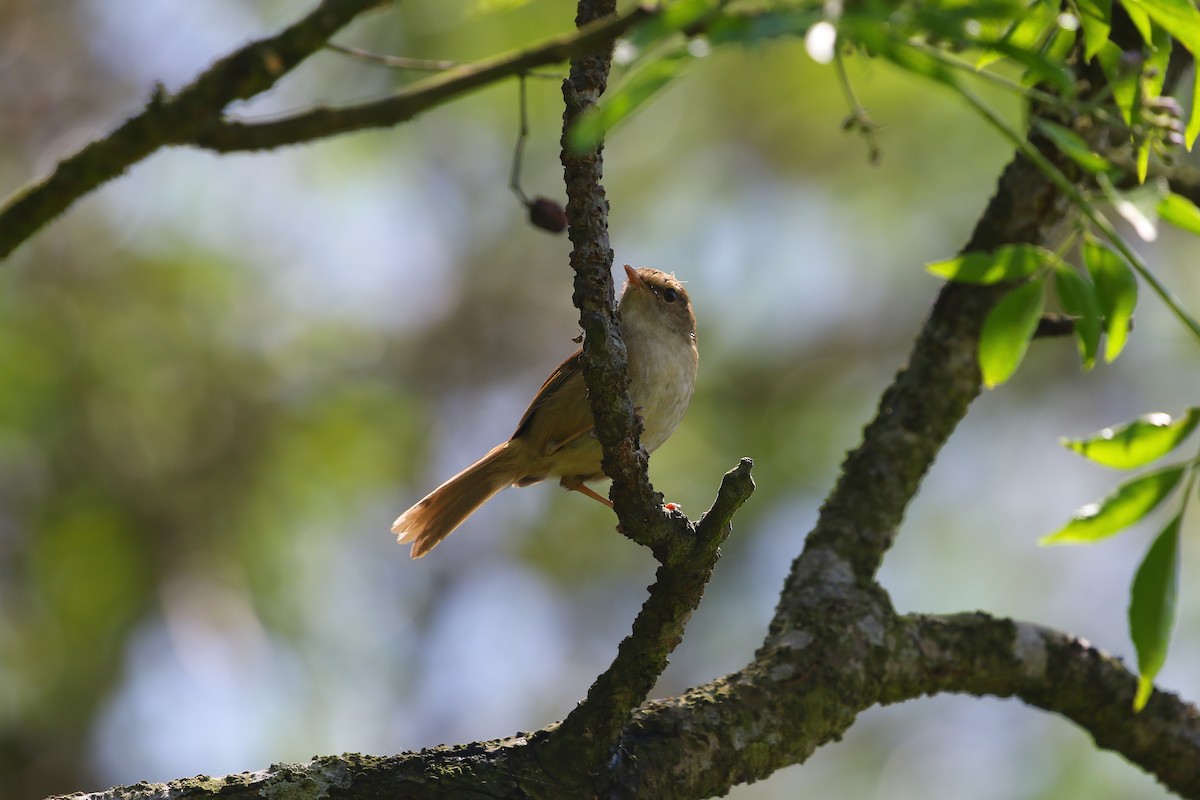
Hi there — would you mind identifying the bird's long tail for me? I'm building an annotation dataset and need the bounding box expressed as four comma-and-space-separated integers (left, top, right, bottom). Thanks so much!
392, 442, 516, 558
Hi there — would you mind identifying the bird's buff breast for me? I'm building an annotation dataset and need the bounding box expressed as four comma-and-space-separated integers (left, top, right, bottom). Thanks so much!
628, 328, 697, 453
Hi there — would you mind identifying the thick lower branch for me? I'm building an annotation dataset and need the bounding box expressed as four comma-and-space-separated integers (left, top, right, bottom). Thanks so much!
888, 613, 1200, 797
48, 593, 1200, 800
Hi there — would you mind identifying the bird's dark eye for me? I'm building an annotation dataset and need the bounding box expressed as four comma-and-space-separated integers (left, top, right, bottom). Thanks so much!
662, 288, 677, 303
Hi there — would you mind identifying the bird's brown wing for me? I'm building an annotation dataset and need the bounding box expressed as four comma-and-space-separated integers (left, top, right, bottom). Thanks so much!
511, 349, 594, 456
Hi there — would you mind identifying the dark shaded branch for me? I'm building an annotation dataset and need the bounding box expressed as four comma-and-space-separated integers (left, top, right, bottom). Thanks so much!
547, 0, 736, 782
194, 5, 653, 153
557, 1, 694, 564
0, 0, 390, 260
549, 460, 751, 783
58, 596, 1198, 800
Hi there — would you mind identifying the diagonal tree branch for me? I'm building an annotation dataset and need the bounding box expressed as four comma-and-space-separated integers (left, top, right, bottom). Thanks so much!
0, 0, 391, 261
0, 2, 654, 263
785, 141, 1072, 591
547, 460, 751, 784
195, 5, 654, 154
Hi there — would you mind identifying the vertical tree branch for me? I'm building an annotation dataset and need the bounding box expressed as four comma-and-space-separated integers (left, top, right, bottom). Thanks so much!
559, 0, 684, 561
548, 0, 753, 787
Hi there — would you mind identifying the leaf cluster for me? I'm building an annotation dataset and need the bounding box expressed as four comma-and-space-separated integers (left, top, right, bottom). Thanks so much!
1045, 409, 1200, 710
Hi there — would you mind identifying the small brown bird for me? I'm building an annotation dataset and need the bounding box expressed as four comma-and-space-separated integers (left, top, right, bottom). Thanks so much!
393, 265, 698, 558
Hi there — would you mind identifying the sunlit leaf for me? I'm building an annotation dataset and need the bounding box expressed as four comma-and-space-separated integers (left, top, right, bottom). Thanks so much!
1082, 236, 1138, 361
1189, 66, 1200, 148
569, 47, 694, 152
1076, 0, 1113, 59
870, 35, 959, 86
1129, 513, 1181, 711
1136, 140, 1151, 183
1145, 24, 1172, 97
624, 0, 719, 52
965, 1, 1073, 90
1121, 0, 1200, 56
994, 36, 1077, 94
926, 244, 1055, 284
979, 276, 1046, 388
1040, 464, 1185, 544
998, 0, 1061, 51
1158, 192, 1200, 235
706, 9, 818, 46
474, 0, 532, 11
1136, 25, 1170, 184
1033, 119, 1113, 173
1095, 41, 1140, 125
1053, 266, 1102, 370
1118, 0, 1154, 44
1061, 408, 1200, 469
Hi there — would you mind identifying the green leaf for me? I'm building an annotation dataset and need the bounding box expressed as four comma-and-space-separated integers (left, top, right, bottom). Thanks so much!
1118, 0, 1154, 44
995, 37, 1077, 94
926, 244, 1055, 284
1158, 192, 1200, 235
1136, 140, 1151, 183
1076, 0, 1113, 60
1144, 23, 1172, 98
979, 276, 1046, 388
999, 0, 1061, 50
1061, 408, 1200, 468
1041, 464, 1186, 544
1033, 119, 1113, 173
1096, 41, 1140, 125
1129, 513, 1182, 711
706, 9, 818, 46
870, 36, 959, 86
1189, 67, 1200, 148
1122, 0, 1200, 56
1053, 266, 1102, 370
1082, 236, 1138, 361
625, 0, 718, 52
474, 0, 532, 11
568, 47, 694, 152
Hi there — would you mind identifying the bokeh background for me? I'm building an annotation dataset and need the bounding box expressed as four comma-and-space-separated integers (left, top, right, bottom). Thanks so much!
2, 1, 1199, 798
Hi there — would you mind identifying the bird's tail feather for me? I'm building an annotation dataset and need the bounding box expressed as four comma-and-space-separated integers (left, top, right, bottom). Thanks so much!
392, 442, 515, 558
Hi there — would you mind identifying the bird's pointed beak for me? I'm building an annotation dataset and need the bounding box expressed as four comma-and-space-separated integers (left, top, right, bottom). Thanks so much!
623, 264, 643, 288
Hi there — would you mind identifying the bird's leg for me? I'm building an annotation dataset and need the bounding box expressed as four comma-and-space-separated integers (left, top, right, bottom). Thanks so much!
561, 476, 614, 508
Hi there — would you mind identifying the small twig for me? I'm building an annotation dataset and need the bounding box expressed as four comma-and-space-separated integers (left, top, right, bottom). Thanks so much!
326, 41, 563, 77
510, 74, 531, 205
835, 50, 880, 164
510, 74, 568, 233
325, 42, 459, 71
